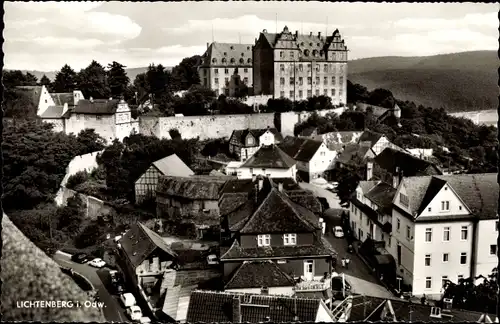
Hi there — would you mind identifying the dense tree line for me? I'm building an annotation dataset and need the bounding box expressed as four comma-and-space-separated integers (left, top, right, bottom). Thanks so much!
3, 120, 106, 210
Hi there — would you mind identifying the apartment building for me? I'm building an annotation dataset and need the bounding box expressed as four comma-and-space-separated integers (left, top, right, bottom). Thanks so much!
198, 42, 253, 96
253, 26, 348, 104
350, 173, 498, 300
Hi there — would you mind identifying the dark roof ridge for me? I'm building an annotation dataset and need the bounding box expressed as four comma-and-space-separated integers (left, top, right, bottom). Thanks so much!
191, 289, 323, 301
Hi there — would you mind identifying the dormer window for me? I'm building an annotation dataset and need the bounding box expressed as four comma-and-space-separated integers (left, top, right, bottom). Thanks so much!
283, 233, 297, 246
224, 52, 227, 56
239, 58, 244, 63
247, 58, 252, 63
230, 46, 234, 50
222, 58, 227, 63
230, 58, 235, 63
399, 193, 409, 208
257, 234, 271, 247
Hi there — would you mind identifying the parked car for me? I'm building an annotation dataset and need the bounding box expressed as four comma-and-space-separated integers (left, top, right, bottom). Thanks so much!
325, 182, 338, 190
126, 305, 143, 321
207, 254, 219, 265
333, 226, 344, 238
120, 293, 136, 308
71, 253, 91, 264
139, 316, 151, 324
88, 258, 106, 268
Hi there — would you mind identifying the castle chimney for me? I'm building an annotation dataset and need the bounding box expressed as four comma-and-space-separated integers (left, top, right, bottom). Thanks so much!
295, 31, 298, 37
232, 296, 242, 323
318, 32, 321, 38
309, 31, 313, 37
278, 182, 283, 192
258, 179, 264, 191
207, 42, 209, 49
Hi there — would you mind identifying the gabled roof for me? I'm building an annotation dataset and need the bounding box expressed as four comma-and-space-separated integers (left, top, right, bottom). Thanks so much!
50, 93, 74, 106
72, 99, 120, 114
240, 144, 296, 169
187, 290, 328, 323
200, 42, 253, 67
358, 181, 379, 194
118, 223, 177, 268
396, 176, 434, 217
15, 85, 43, 107
375, 147, 442, 177
278, 136, 323, 162
230, 128, 283, 146
364, 182, 397, 214
240, 187, 318, 233
358, 130, 384, 147
39, 105, 65, 119
157, 176, 228, 200
152, 154, 194, 177
336, 144, 371, 165
224, 260, 295, 289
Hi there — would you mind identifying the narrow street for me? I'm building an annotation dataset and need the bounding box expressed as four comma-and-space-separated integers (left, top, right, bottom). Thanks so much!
53, 251, 129, 322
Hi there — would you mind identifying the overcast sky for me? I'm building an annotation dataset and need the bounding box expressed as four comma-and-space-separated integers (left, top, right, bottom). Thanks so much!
4, 2, 498, 71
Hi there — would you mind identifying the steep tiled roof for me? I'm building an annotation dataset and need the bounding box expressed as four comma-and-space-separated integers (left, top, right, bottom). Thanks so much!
397, 176, 434, 217
200, 42, 253, 67
220, 236, 336, 260
278, 136, 323, 162
1, 214, 105, 322
187, 290, 327, 323
364, 182, 397, 214
358, 130, 384, 147
39, 105, 65, 119
72, 99, 120, 114
15, 85, 43, 107
151, 154, 194, 177
118, 223, 177, 267
374, 147, 442, 177
336, 144, 371, 165
157, 176, 228, 200
230, 128, 283, 146
435, 173, 498, 220
50, 93, 74, 106
358, 181, 379, 194
240, 188, 319, 233
225, 261, 295, 289
287, 191, 323, 214
240, 144, 296, 169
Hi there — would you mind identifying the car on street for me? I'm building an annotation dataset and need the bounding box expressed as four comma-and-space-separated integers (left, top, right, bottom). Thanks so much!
71, 253, 91, 264
126, 305, 143, 321
207, 254, 219, 265
88, 258, 107, 268
139, 316, 152, 324
333, 226, 344, 238
325, 182, 338, 191
120, 293, 137, 308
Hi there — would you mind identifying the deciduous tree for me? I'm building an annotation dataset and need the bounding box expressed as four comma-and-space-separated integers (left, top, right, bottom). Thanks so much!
77, 60, 110, 99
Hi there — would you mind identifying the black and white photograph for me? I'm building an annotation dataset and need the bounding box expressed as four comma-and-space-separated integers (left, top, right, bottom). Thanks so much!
2, 1, 499, 323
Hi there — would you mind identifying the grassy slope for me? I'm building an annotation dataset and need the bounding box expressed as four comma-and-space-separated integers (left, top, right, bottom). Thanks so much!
348, 51, 498, 112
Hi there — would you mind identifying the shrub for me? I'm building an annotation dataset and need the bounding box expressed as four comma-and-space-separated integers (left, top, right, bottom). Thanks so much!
66, 171, 89, 190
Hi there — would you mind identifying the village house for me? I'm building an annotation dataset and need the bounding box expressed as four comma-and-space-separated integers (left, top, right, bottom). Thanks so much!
186, 290, 335, 322
235, 144, 297, 180
156, 176, 230, 238
335, 144, 372, 170
134, 154, 194, 204
219, 176, 335, 294
343, 294, 498, 322
278, 136, 337, 182
229, 127, 283, 161
354, 173, 497, 300
354, 102, 402, 124
357, 130, 404, 156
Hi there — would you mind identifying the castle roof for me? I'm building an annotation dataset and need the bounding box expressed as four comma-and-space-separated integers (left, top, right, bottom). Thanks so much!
200, 42, 253, 67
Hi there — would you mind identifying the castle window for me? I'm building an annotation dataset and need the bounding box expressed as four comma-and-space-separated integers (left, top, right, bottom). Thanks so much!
324, 64, 328, 72
324, 89, 328, 96
331, 88, 335, 96
307, 77, 312, 85
280, 77, 285, 85
241, 52, 245, 57
298, 90, 303, 98
290, 90, 294, 98
230, 58, 235, 63
299, 64, 303, 72
280, 51, 284, 58
289, 77, 295, 85
230, 46, 234, 50
312, 50, 318, 56
332, 76, 336, 84
307, 90, 312, 97
224, 52, 227, 56
304, 49, 310, 57
215, 78, 219, 84
315, 76, 319, 84
239, 58, 244, 64
299, 77, 303, 85
212, 58, 217, 64
247, 58, 252, 63
315, 89, 320, 96
309, 42, 313, 46
324, 76, 328, 85
222, 58, 227, 63
280, 91, 285, 98
339, 76, 344, 84
214, 69, 219, 74
290, 51, 294, 58
225, 68, 229, 74
280, 64, 285, 72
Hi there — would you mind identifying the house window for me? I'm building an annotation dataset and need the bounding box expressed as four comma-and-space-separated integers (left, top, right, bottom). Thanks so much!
307, 77, 312, 85
366, 217, 369, 226
257, 234, 271, 247
442, 276, 448, 288
324, 64, 328, 72
428, 207, 431, 212
243, 68, 248, 73
307, 90, 312, 97
458, 274, 464, 282
315, 76, 320, 84
299, 64, 303, 72
225, 68, 229, 74
315, 89, 320, 96
332, 76, 336, 84
324, 77, 328, 85
299, 90, 303, 98
443, 227, 450, 241
283, 234, 297, 246
339, 76, 344, 84
280, 91, 285, 98
225, 77, 229, 84
280, 51, 284, 58
397, 218, 400, 232
443, 253, 449, 262
496, 221, 499, 231
215, 78, 219, 84
460, 252, 467, 264
425, 277, 432, 289
290, 90, 294, 98
249, 167, 254, 174
299, 77, 303, 85
425, 254, 431, 266
290, 77, 295, 85
460, 226, 468, 240
280, 77, 285, 85
425, 228, 432, 242
243, 77, 248, 84
406, 226, 411, 240
280, 64, 285, 72
399, 193, 409, 208
339, 88, 343, 96
490, 245, 497, 255
324, 89, 328, 96
290, 51, 294, 59
214, 69, 219, 75
441, 201, 450, 211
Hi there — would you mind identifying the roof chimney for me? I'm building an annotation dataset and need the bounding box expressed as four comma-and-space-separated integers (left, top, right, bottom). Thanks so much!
207, 42, 209, 49
278, 182, 283, 192
318, 32, 321, 38
309, 31, 313, 37
232, 296, 242, 323
295, 31, 298, 37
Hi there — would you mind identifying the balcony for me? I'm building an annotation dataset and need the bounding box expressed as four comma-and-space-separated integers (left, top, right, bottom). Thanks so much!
295, 278, 330, 291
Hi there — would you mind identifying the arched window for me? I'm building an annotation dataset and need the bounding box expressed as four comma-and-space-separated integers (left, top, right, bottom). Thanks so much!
312, 50, 318, 56
222, 58, 227, 63
239, 58, 244, 64
212, 58, 217, 64
230, 58, 235, 63
247, 58, 252, 63
304, 49, 310, 57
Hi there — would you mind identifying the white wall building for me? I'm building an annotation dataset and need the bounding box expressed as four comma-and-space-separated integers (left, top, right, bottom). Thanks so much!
235, 144, 297, 180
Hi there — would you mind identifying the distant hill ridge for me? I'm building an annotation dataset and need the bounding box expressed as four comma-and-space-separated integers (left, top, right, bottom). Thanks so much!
348, 50, 497, 112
